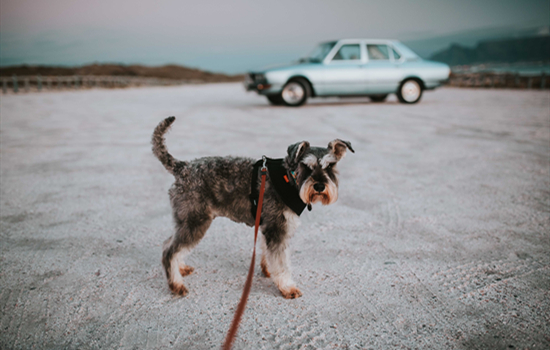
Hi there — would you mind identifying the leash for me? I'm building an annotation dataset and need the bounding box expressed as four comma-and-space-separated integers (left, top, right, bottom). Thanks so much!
222, 156, 267, 350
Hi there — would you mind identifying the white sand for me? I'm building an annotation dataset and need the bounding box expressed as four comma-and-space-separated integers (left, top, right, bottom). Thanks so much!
1, 84, 549, 349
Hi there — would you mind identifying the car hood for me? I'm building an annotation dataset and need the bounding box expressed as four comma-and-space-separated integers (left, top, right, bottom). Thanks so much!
254, 61, 321, 73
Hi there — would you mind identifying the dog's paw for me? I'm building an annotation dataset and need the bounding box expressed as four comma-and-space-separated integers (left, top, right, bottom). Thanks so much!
179, 265, 195, 277
168, 281, 189, 296
260, 258, 270, 278
280, 286, 302, 299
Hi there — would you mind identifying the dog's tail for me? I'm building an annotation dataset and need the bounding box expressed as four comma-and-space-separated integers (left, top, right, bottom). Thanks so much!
152, 117, 186, 176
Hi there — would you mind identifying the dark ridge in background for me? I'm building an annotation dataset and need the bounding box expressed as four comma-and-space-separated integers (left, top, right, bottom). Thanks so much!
430, 35, 550, 66
0, 63, 244, 82
2, 35, 548, 79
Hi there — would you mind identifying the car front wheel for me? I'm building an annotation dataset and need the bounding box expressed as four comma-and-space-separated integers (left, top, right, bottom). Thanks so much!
281, 79, 309, 107
397, 79, 423, 104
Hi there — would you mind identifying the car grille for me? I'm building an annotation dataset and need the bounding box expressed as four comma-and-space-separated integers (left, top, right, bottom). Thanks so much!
247, 73, 265, 83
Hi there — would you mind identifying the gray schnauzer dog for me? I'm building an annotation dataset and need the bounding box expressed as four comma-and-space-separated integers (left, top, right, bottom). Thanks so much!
152, 117, 354, 299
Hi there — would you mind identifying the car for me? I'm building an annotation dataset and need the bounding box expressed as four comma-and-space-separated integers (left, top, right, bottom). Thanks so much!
245, 39, 450, 106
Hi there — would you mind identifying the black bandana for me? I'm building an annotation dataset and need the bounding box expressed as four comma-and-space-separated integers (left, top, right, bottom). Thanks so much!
250, 158, 307, 221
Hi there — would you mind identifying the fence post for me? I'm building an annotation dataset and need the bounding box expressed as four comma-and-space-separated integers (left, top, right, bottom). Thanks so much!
47, 77, 52, 89
515, 73, 520, 87
12, 75, 18, 93
74, 76, 79, 89
2, 78, 6, 93
541, 73, 546, 89
24, 78, 29, 92
37, 75, 43, 91
527, 77, 532, 89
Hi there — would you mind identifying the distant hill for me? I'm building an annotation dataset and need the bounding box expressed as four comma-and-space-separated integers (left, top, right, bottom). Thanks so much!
429, 36, 550, 66
0, 63, 243, 82
403, 25, 549, 59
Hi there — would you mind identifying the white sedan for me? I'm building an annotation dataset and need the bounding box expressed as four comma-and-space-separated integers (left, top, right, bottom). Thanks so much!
245, 39, 450, 106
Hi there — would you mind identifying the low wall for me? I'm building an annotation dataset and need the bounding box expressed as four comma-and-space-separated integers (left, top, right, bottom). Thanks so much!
1, 75, 225, 93
447, 72, 548, 89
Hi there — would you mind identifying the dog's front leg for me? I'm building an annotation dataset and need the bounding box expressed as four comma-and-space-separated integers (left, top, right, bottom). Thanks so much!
259, 233, 271, 278
262, 212, 302, 299
266, 242, 302, 299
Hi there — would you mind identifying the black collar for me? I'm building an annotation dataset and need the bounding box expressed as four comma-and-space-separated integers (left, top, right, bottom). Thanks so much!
250, 158, 307, 220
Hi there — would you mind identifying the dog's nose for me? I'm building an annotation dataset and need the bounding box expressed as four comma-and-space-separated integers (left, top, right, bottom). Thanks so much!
313, 183, 325, 192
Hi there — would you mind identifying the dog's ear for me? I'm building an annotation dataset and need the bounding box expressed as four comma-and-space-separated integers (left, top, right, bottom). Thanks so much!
328, 139, 355, 161
287, 141, 310, 164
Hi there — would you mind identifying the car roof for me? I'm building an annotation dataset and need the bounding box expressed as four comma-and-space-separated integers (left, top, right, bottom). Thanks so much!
336, 38, 397, 43
320, 38, 396, 43
328, 39, 420, 59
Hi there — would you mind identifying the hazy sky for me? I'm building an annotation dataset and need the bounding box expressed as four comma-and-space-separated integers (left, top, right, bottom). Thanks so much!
1, 0, 548, 73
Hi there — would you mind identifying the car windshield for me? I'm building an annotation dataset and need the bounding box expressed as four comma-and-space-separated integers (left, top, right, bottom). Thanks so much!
302, 41, 337, 62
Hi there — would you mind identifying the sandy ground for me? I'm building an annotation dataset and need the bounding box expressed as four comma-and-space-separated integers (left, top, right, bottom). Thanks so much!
1, 84, 549, 350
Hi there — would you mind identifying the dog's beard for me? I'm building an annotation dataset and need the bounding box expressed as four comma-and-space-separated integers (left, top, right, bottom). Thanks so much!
299, 178, 338, 205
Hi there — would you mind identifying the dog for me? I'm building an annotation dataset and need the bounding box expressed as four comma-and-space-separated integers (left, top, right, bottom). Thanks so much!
152, 117, 354, 299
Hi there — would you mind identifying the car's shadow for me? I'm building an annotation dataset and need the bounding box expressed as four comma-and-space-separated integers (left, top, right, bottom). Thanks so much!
245, 98, 402, 109
306, 99, 401, 107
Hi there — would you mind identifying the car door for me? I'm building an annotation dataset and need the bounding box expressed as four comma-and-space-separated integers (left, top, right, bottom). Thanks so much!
317, 42, 367, 96
363, 43, 403, 94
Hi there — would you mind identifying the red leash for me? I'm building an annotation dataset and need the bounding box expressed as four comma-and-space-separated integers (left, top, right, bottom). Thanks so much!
222, 157, 267, 350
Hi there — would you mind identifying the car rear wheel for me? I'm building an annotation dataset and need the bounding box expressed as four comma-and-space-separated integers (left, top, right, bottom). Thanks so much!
397, 79, 423, 104
267, 94, 284, 105
281, 79, 309, 107
369, 94, 388, 102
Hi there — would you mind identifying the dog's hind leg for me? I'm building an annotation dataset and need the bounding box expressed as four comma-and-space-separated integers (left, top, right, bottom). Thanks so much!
162, 210, 213, 296
162, 241, 190, 296
178, 257, 195, 277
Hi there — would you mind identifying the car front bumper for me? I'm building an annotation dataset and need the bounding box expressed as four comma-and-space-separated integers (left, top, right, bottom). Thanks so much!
244, 73, 282, 95
244, 73, 269, 90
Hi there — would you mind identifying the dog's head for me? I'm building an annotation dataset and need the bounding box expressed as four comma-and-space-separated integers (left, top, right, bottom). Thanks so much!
285, 139, 354, 206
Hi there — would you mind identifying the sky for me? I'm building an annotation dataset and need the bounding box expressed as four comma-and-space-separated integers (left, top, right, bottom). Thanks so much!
1, 0, 548, 74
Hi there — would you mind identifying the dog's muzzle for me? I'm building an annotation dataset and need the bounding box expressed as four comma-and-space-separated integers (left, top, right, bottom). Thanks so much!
313, 183, 325, 192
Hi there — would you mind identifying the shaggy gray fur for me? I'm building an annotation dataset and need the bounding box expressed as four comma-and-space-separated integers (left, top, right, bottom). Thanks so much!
151, 116, 353, 297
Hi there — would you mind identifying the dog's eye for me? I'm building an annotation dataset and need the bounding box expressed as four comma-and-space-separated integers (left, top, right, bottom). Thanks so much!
300, 167, 312, 178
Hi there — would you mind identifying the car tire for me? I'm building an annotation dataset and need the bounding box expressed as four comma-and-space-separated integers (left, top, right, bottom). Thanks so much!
369, 94, 388, 103
281, 79, 310, 107
397, 79, 423, 104
267, 94, 284, 105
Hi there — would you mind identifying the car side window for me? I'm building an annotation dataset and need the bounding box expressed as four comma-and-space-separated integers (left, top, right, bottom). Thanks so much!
367, 44, 390, 60
331, 44, 361, 61
392, 47, 401, 60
